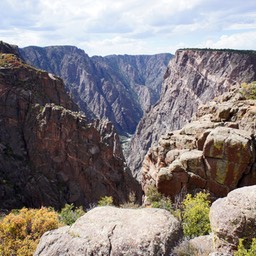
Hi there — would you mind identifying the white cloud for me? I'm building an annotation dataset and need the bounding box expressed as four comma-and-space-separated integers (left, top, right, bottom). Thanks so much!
0, 0, 256, 55
204, 31, 256, 50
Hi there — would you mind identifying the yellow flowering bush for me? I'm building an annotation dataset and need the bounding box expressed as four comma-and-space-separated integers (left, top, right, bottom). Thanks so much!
181, 192, 211, 238
0, 207, 59, 256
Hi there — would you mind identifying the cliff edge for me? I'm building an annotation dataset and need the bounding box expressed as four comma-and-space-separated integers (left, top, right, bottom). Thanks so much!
0, 42, 141, 210
128, 49, 256, 178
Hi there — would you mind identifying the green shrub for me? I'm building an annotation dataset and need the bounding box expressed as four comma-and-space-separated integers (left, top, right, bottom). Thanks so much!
120, 192, 140, 209
98, 196, 113, 206
59, 204, 85, 225
145, 187, 211, 238
146, 185, 162, 203
181, 192, 211, 238
145, 185, 172, 211
0, 207, 59, 256
241, 81, 256, 100
151, 197, 172, 211
235, 238, 256, 256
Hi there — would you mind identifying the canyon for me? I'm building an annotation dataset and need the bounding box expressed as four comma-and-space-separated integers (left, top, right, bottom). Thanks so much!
20, 46, 172, 135
2, 41, 256, 209
1, 40, 256, 255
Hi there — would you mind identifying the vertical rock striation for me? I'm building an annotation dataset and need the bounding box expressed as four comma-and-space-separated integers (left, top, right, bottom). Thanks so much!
20, 46, 172, 135
128, 49, 256, 178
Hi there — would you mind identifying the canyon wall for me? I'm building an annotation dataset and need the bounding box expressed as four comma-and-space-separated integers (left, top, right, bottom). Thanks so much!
141, 85, 256, 198
0, 42, 141, 210
20, 46, 172, 135
128, 49, 256, 178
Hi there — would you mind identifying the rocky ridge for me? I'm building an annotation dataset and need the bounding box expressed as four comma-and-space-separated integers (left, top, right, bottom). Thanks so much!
128, 49, 256, 178
141, 85, 256, 199
20, 46, 172, 135
0, 42, 141, 210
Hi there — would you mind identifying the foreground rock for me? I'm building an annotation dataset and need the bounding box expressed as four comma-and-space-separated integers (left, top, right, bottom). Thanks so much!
35, 206, 182, 256
0, 42, 141, 210
128, 49, 256, 178
172, 235, 214, 255
141, 86, 256, 199
210, 185, 256, 254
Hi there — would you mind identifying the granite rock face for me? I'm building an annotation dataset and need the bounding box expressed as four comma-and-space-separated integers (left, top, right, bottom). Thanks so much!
141, 86, 256, 199
20, 46, 172, 135
0, 43, 141, 210
128, 49, 256, 178
35, 206, 182, 256
210, 185, 256, 254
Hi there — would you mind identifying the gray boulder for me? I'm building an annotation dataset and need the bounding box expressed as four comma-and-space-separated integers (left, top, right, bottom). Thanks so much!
210, 185, 256, 253
172, 235, 214, 255
34, 206, 182, 256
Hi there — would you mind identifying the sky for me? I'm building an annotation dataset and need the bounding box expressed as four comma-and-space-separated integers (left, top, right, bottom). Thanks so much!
0, 0, 256, 56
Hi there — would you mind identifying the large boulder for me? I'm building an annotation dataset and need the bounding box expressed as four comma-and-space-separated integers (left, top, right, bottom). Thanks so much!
210, 185, 256, 253
34, 206, 182, 256
203, 127, 254, 196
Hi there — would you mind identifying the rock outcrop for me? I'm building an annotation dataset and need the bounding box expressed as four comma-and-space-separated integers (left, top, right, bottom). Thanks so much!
0, 43, 141, 210
20, 46, 172, 135
35, 206, 182, 256
128, 49, 256, 178
0, 41, 20, 56
141, 85, 256, 199
210, 185, 256, 254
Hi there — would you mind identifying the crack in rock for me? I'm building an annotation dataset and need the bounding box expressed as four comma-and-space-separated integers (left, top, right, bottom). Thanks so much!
108, 225, 117, 255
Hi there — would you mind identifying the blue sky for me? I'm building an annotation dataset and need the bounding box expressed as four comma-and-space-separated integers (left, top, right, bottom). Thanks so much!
1, 0, 256, 56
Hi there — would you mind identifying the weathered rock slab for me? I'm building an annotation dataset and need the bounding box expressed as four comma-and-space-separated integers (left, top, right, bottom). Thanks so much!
35, 206, 182, 256
210, 185, 256, 253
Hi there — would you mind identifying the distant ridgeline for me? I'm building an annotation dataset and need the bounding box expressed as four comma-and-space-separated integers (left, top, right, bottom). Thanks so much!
20, 46, 173, 135
179, 48, 256, 54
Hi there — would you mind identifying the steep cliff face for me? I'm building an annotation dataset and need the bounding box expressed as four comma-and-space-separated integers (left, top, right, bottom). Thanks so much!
0, 43, 141, 210
128, 49, 256, 178
141, 85, 256, 199
20, 46, 172, 135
